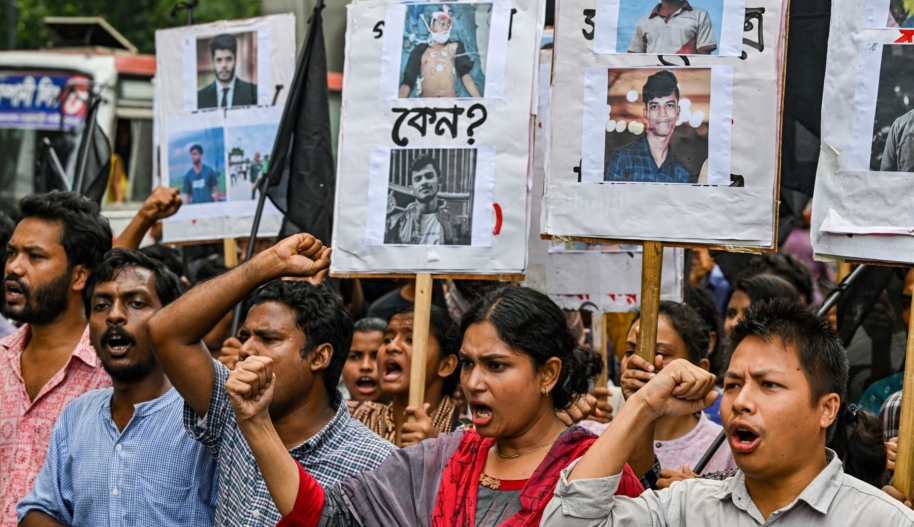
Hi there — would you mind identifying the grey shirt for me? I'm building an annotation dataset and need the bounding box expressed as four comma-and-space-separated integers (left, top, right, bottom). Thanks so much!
541, 449, 914, 526
882, 109, 914, 172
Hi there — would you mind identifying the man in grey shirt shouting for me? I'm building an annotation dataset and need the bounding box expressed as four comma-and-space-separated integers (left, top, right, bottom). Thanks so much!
542, 299, 914, 526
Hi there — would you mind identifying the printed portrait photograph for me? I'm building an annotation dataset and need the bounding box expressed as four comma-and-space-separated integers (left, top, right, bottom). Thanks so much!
383, 148, 477, 246
225, 122, 278, 202
603, 68, 711, 184
398, 3, 492, 99
549, 240, 642, 253
865, 0, 914, 28
868, 45, 914, 172
166, 127, 226, 204
196, 31, 259, 110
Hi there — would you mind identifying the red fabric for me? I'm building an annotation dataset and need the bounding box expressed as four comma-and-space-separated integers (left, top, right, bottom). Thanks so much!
431, 428, 643, 527
276, 462, 326, 527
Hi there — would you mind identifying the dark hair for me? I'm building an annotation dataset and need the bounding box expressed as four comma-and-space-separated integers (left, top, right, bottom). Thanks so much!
684, 285, 725, 376
409, 155, 440, 179
83, 249, 184, 318
642, 70, 680, 105
828, 406, 888, 488
731, 274, 800, 306
193, 260, 230, 284
18, 191, 112, 271
190, 144, 203, 155
728, 299, 849, 441
249, 280, 353, 400
139, 245, 184, 279
460, 286, 604, 411
392, 304, 461, 394
659, 301, 710, 365
353, 317, 387, 334
740, 254, 814, 304
208, 33, 237, 58
0, 211, 14, 257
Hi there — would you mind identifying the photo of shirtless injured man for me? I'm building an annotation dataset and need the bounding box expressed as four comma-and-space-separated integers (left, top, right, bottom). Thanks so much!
398, 4, 491, 99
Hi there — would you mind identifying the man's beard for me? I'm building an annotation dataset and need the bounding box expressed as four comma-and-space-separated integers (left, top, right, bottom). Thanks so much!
216, 66, 235, 83
98, 325, 157, 383
1, 270, 72, 325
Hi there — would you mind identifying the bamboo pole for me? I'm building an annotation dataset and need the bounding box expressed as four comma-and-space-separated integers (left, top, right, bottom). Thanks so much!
407, 273, 434, 422
595, 312, 609, 390
636, 242, 663, 362
893, 289, 914, 498
223, 238, 238, 268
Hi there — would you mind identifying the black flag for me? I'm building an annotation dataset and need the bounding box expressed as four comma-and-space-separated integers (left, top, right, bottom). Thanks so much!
72, 97, 112, 204
36, 138, 71, 194
264, 0, 334, 243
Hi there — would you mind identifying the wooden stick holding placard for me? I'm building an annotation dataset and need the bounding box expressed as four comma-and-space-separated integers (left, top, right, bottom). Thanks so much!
223, 238, 238, 268
407, 273, 434, 423
892, 289, 914, 498
636, 241, 663, 362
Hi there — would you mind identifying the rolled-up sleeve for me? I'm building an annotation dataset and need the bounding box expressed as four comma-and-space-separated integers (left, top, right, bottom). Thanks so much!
541, 459, 670, 527
17, 417, 74, 524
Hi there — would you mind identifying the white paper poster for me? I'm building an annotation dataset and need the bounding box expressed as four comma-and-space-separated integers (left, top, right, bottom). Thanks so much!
542, 0, 785, 248
331, 0, 545, 274
154, 15, 296, 243
812, 3, 914, 265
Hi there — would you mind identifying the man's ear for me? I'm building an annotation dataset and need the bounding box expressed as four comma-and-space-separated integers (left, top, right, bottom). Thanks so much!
819, 393, 842, 431
310, 343, 334, 372
698, 358, 711, 372
438, 354, 458, 379
70, 264, 90, 293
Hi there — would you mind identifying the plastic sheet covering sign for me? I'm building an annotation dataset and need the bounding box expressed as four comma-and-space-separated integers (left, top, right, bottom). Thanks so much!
811, 0, 914, 266
542, 0, 788, 248
0, 72, 88, 130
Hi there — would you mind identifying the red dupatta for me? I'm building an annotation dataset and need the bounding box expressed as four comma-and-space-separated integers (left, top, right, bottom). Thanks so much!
430, 427, 643, 527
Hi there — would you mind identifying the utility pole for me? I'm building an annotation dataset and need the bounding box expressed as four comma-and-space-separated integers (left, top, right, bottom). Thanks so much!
6, 0, 16, 50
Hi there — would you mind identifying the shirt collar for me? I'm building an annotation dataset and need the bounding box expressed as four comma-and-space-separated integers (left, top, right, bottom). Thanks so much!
0, 324, 98, 368
649, 1, 693, 18
218, 76, 237, 94
289, 391, 348, 455
100, 386, 181, 418
713, 449, 844, 515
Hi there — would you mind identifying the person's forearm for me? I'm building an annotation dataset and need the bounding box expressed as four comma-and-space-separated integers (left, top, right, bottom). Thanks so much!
149, 251, 281, 346
628, 419, 656, 478
238, 416, 302, 516
20, 511, 69, 527
569, 394, 657, 481
113, 211, 156, 250
462, 75, 481, 98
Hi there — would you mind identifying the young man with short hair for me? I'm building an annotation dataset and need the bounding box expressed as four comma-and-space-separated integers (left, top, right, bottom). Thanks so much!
18, 249, 218, 526
629, 0, 717, 55
147, 234, 395, 526
0, 192, 113, 526
198, 33, 258, 109
384, 155, 469, 245
183, 144, 220, 204
543, 299, 914, 525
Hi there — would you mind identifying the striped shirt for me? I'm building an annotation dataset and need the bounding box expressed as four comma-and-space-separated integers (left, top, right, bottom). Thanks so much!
185, 360, 396, 527
17, 387, 217, 526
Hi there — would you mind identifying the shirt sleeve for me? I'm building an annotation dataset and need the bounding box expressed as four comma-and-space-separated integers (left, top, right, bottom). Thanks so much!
207, 169, 218, 189
16, 411, 75, 524
455, 42, 475, 77
628, 19, 647, 53
604, 149, 628, 182
882, 120, 900, 171
183, 359, 236, 458
183, 173, 192, 195
541, 459, 677, 526
696, 11, 717, 53
400, 46, 425, 92
880, 391, 902, 440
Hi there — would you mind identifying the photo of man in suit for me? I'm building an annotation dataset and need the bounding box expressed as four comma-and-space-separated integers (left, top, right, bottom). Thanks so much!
197, 33, 258, 109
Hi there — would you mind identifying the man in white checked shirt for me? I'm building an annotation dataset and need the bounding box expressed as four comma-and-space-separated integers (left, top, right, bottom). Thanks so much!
18, 250, 217, 526
628, 0, 717, 55
542, 300, 914, 526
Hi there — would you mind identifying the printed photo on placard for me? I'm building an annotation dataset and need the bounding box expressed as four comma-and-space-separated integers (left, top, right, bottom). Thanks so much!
196, 32, 259, 109
594, 0, 746, 56
166, 127, 226, 204
579, 66, 734, 185
379, 1, 512, 100
863, 0, 914, 28
548, 240, 642, 252
225, 122, 278, 201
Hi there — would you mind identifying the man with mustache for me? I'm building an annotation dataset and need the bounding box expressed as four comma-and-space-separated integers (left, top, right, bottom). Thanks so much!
384, 155, 469, 245
18, 249, 218, 526
197, 33, 258, 109
542, 299, 914, 526
0, 192, 113, 527
604, 70, 692, 183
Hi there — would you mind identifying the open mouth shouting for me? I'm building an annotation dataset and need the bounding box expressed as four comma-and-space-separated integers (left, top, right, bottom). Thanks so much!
4, 278, 27, 305
382, 357, 405, 384
355, 376, 379, 395
728, 421, 761, 454
101, 327, 136, 358
469, 400, 493, 427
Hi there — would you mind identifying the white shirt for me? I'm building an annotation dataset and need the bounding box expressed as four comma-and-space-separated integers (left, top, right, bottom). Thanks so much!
217, 76, 237, 108
629, 2, 717, 55
417, 212, 444, 245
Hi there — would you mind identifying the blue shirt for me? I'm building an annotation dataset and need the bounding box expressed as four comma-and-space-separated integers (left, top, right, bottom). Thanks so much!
184, 360, 396, 527
604, 135, 692, 183
18, 387, 217, 526
183, 164, 218, 204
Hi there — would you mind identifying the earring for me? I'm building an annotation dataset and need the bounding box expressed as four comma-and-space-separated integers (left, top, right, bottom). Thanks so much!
541, 388, 548, 397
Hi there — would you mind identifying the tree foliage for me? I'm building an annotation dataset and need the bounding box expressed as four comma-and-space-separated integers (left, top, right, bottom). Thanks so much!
2, 0, 261, 54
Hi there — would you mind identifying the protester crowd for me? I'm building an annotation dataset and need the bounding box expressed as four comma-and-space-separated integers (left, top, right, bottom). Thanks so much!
1, 189, 913, 526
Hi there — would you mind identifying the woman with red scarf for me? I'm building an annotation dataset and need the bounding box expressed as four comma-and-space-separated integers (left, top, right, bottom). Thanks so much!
227, 286, 643, 527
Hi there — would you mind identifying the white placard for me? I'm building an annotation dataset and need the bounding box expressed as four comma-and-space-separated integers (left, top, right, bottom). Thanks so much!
542, 0, 785, 247
154, 15, 296, 243
331, 0, 545, 274
811, 8, 914, 264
